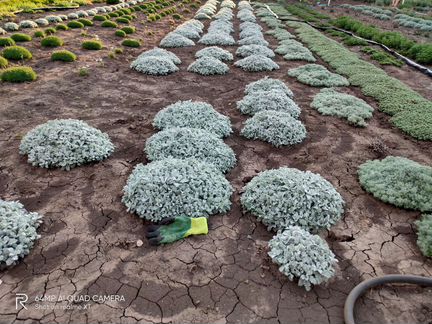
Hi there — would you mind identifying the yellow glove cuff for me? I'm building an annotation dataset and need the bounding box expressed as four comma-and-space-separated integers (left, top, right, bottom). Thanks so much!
185, 217, 208, 237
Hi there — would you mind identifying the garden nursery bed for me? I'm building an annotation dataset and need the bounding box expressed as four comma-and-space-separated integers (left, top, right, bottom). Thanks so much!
0, 0, 431, 323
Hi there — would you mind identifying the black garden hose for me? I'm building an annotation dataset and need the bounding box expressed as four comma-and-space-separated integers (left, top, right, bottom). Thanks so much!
344, 274, 432, 324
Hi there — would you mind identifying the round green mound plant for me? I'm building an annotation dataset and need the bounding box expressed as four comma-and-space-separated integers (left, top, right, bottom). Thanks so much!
416, 214, 432, 258
10, 33, 32, 42
122, 158, 233, 222
121, 26, 136, 34
245, 77, 294, 98
44, 27, 57, 35
0, 37, 16, 47
115, 29, 127, 37
67, 20, 85, 29
116, 17, 130, 24
241, 167, 345, 230
234, 54, 279, 72
2, 46, 32, 60
130, 55, 178, 75
195, 46, 233, 61
33, 30, 45, 38
241, 111, 307, 147
82, 39, 103, 50
51, 50, 77, 62
153, 100, 232, 138
187, 56, 229, 76
101, 20, 118, 28
358, 156, 432, 212
41, 36, 64, 48
268, 226, 337, 291
237, 90, 300, 118
288, 64, 349, 87
19, 119, 114, 170
0, 199, 42, 267
311, 88, 374, 127
55, 24, 69, 31
0, 56, 8, 68
136, 47, 181, 64
93, 15, 107, 21
1, 66, 37, 82
122, 38, 141, 47
145, 127, 236, 173
78, 18, 93, 26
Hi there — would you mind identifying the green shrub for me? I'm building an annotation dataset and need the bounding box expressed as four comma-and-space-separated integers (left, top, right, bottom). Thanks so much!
41, 36, 64, 48
343, 36, 368, 46
11, 33, 32, 42
121, 26, 136, 34
55, 24, 69, 31
416, 214, 432, 258
93, 15, 107, 21
288, 64, 349, 87
2, 46, 32, 60
67, 21, 85, 29
101, 20, 118, 28
0, 37, 15, 47
0, 56, 8, 68
145, 127, 236, 173
82, 39, 103, 50
311, 88, 374, 126
116, 17, 130, 24
78, 18, 93, 26
268, 227, 337, 291
1, 66, 37, 82
33, 30, 46, 38
51, 50, 77, 62
172, 13, 183, 20
20, 119, 113, 169
122, 38, 141, 47
361, 47, 404, 67
122, 15, 133, 21
108, 12, 119, 18
241, 167, 344, 230
115, 30, 127, 37
106, 0, 120, 4
44, 27, 57, 35
122, 159, 233, 222
358, 156, 432, 211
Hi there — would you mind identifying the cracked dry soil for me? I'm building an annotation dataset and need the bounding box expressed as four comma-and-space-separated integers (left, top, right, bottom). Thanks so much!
1, 5, 432, 324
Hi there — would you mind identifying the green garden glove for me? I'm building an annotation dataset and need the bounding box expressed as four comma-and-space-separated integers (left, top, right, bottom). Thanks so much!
145, 216, 208, 245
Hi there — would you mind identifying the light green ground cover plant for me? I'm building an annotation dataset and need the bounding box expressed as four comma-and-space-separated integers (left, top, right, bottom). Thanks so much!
242, 167, 344, 230
288, 64, 349, 87
235, 54, 279, 72
311, 88, 374, 127
416, 214, 432, 257
145, 127, 236, 173
187, 56, 229, 75
268, 226, 337, 291
241, 111, 306, 147
245, 76, 294, 98
358, 156, 432, 212
122, 158, 233, 222
0, 199, 42, 267
130, 55, 179, 75
287, 21, 432, 140
236, 44, 275, 58
153, 100, 232, 138
1, 66, 36, 82
237, 90, 300, 118
19, 119, 114, 170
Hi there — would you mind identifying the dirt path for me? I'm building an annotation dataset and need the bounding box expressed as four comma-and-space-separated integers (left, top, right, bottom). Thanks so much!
0, 2, 431, 324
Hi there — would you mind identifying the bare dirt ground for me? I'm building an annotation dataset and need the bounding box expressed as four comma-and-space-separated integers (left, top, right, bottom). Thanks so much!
0, 2, 432, 324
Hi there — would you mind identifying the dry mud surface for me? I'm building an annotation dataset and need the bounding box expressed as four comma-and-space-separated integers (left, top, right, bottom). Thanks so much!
0, 4, 432, 324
